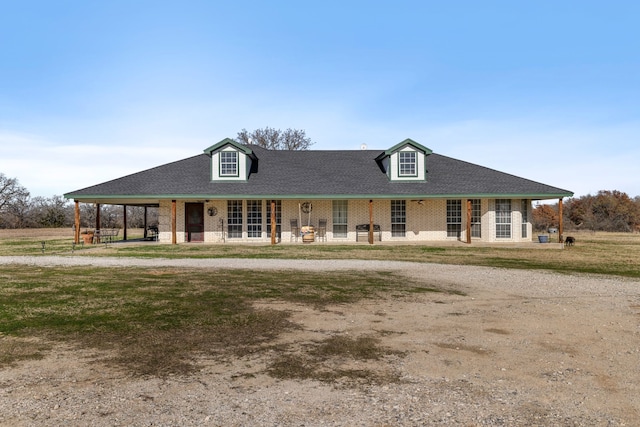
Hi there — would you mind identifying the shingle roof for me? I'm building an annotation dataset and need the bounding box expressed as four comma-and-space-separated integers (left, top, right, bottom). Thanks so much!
64, 144, 573, 201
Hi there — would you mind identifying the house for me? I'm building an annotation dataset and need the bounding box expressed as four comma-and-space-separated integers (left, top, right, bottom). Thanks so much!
64, 138, 573, 244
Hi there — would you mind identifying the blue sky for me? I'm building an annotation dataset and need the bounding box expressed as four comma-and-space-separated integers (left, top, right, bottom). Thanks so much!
1, 1, 638, 199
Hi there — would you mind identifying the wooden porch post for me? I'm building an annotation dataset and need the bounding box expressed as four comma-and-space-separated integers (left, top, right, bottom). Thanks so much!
74, 200, 80, 244
171, 200, 177, 244
96, 203, 101, 231
123, 205, 128, 241
270, 201, 276, 245
558, 198, 564, 243
368, 200, 374, 245
143, 206, 148, 239
466, 199, 472, 244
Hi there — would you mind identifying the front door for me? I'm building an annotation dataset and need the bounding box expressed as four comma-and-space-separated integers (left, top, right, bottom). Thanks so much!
185, 203, 204, 242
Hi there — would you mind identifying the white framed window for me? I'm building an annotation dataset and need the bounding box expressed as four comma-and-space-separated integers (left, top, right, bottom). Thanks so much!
471, 199, 482, 238
521, 199, 529, 238
495, 199, 511, 239
447, 200, 462, 238
391, 200, 406, 237
227, 200, 243, 238
398, 152, 417, 177
332, 200, 348, 238
220, 151, 238, 176
247, 200, 262, 238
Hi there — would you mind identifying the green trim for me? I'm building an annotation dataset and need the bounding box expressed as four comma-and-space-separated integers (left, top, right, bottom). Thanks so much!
65, 192, 573, 202
375, 138, 433, 160
203, 138, 255, 156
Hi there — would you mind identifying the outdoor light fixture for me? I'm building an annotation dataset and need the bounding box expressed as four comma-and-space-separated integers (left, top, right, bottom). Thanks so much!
207, 207, 218, 216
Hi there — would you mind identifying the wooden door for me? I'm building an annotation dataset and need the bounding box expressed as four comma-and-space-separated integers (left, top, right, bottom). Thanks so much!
185, 203, 204, 242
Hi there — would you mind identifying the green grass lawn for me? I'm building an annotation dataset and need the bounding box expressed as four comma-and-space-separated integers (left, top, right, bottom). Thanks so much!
1, 229, 639, 381
0, 266, 451, 378
2, 229, 639, 278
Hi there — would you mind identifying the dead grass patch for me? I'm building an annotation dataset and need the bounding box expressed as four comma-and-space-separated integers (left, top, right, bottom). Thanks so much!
0, 266, 438, 380
0, 336, 50, 367
267, 334, 404, 385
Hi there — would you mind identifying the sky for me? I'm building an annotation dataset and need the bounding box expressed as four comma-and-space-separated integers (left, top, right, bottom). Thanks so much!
1, 1, 638, 200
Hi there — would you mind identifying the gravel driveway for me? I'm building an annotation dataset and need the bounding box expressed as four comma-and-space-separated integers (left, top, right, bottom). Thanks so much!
1, 256, 639, 426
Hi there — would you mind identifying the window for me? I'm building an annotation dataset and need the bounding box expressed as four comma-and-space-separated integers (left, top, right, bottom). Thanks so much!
247, 200, 262, 238
521, 199, 529, 238
398, 152, 417, 176
220, 151, 238, 176
332, 200, 348, 238
495, 199, 511, 239
391, 200, 406, 237
227, 200, 242, 238
471, 199, 482, 238
266, 200, 282, 238
447, 200, 462, 238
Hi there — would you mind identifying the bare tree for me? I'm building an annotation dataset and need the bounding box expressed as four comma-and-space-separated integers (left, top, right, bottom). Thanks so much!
0, 173, 29, 213
0, 173, 31, 228
30, 195, 72, 228
236, 127, 314, 150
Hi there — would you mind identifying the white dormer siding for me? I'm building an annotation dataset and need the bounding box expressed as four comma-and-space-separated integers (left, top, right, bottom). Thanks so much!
388, 146, 426, 181
211, 146, 251, 181
376, 138, 431, 182
204, 138, 256, 182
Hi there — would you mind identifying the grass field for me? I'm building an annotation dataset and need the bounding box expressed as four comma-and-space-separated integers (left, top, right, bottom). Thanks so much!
1, 228, 639, 278
1, 228, 639, 379
0, 264, 445, 379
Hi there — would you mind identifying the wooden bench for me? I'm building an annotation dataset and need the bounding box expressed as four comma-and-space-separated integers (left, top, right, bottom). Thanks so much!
355, 224, 381, 242
94, 228, 120, 243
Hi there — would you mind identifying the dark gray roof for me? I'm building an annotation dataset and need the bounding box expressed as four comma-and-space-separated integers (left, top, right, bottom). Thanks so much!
64, 144, 573, 201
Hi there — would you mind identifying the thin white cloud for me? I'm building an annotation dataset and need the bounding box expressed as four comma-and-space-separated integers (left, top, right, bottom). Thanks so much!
0, 130, 194, 198
2, 113, 639, 200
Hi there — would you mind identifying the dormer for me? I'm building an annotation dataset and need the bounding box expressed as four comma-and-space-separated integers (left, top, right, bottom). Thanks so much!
375, 138, 432, 181
204, 138, 257, 181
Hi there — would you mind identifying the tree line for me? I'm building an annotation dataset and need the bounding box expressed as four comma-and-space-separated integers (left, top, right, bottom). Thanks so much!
3, 126, 639, 233
0, 128, 314, 230
0, 173, 155, 229
533, 190, 640, 233
4, 170, 639, 233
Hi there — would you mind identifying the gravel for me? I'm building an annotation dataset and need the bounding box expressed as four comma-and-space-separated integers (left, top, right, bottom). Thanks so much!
1, 255, 639, 426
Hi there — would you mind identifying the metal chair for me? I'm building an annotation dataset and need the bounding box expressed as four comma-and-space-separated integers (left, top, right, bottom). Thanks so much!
290, 219, 300, 242
316, 219, 327, 242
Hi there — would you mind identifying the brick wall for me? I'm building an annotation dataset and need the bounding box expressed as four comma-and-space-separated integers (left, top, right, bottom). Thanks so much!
157, 198, 532, 244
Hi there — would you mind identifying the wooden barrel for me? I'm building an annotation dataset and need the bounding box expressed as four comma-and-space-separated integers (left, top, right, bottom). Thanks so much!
301, 226, 315, 243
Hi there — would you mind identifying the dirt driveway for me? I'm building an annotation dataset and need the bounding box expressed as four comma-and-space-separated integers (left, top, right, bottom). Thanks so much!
1, 257, 639, 426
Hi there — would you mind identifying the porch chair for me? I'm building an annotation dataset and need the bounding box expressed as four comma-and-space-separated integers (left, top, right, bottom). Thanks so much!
290, 219, 300, 242
316, 219, 327, 242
